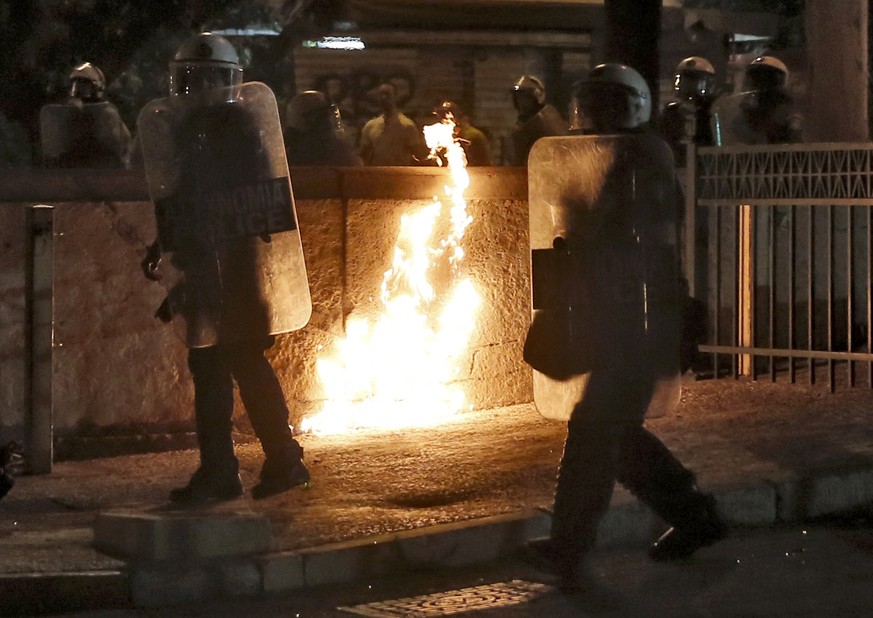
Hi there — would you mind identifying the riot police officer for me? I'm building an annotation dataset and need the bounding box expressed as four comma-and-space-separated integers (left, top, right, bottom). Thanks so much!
284, 90, 361, 166
508, 75, 567, 166
139, 32, 312, 504
40, 62, 131, 168
523, 63, 727, 593
660, 56, 717, 166
711, 55, 803, 145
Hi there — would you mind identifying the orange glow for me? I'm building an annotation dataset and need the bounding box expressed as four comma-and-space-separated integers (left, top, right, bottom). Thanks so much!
300, 116, 481, 434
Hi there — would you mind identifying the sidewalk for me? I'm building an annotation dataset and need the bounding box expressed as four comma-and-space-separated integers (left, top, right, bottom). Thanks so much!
3, 376, 873, 613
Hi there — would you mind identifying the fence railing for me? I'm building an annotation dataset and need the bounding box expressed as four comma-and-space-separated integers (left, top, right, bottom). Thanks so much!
687, 143, 873, 391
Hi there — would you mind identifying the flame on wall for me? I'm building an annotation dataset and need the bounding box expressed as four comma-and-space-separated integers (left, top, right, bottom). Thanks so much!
300, 116, 482, 434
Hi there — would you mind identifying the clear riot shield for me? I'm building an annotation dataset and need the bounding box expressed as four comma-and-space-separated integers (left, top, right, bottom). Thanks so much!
710, 91, 756, 146
525, 134, 682, 422
86, 102, 131, 163
39, 103, 79, 165
39, 101, 130, 168
137, 81, 311, 348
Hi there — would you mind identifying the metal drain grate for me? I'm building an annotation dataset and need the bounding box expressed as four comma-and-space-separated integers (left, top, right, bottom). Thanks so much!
337, 579, 556, 617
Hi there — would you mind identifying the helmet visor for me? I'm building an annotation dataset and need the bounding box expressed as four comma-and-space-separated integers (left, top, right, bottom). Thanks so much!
169, 63, 242, 96
70, 78, 99, 101
675, 71, 714, 99
575, 83, 633, 130
745, 65, 785, 91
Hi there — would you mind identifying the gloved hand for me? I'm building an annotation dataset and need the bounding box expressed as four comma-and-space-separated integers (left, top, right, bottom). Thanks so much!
141, 240, 162, 281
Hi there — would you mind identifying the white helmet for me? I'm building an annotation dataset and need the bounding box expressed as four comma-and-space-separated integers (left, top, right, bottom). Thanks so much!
745, 55, 789, 91
673, 56, 716, 100
168, 32, 243, 96
574, 63, 651, 130
69, 62, 106, 101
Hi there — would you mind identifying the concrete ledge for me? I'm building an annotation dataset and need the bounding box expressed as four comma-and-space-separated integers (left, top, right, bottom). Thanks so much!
713, 483, 778, 526
129, 558, 261, 608
260, 552, 305, 593
284, 510, 550, 588
94, 510, 273, 561
803, 467, 873, 518
69, 464, 873, 607
0, 166, 527, 202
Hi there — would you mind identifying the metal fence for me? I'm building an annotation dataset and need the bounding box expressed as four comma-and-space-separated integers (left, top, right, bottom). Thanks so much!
686, 143, 873, 390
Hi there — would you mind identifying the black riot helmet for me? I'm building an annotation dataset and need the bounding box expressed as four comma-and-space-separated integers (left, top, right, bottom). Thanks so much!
168, 32, 243, 97
286, 90, 343, 133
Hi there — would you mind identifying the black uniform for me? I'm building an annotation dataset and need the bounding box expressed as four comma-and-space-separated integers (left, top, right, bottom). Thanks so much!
526, 130, 726, 590
510, 104, 567, 166
160, 102, 307, 500
660, 98, 714, 167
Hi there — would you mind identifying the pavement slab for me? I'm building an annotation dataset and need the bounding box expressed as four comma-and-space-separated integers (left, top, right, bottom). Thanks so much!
2, 376, 873, 611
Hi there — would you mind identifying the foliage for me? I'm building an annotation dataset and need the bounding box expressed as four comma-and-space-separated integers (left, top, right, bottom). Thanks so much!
0, 0, 308, 167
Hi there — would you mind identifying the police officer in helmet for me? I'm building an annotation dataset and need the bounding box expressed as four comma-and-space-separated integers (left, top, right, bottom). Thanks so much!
509, 74, 567, 165
40, 62, 131, 168
524, 63, 727, 593
141, 32, 311, 504
741, 55, 802, 144
711, 54, 802, 145
660, 56, 717, 166
69, 62, 107, 103
284, 89, 361, 166
572, 63, 652, 133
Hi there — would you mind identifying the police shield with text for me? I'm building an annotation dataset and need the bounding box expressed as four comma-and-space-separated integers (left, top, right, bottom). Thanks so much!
523, 63, 727, 593
40, 62, 131, 168
138, 32, 312, 503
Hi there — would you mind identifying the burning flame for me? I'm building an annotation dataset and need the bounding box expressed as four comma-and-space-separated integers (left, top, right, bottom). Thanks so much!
300, 115, 482, 434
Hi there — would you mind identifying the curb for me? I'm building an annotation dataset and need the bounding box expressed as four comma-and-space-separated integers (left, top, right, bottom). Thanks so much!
4, 466, 873, 612
122, 465, 873, 608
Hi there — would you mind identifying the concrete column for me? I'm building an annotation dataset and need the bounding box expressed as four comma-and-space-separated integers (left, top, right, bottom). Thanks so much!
804, 0, 868, 141
24, 205, 53, 474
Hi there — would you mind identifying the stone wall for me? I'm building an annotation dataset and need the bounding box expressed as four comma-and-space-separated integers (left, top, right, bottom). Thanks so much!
0, 167, 532, 450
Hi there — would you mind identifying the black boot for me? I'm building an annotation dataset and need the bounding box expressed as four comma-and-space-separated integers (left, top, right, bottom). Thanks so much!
649, 493, 728, 562
169, 466, 244, 505
520, 537, 584, 593
613, 428, 728, 562
252, 452, 311, 500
